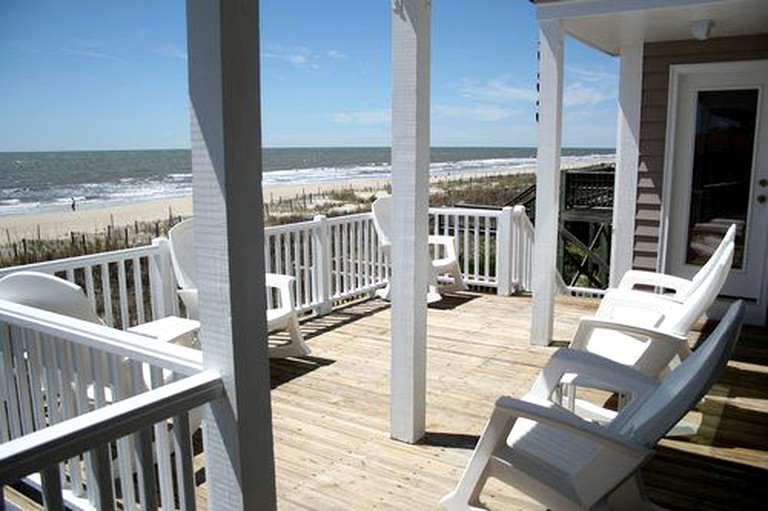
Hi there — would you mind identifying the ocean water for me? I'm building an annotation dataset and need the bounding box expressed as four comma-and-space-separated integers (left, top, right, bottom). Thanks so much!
0, 147, 614, 216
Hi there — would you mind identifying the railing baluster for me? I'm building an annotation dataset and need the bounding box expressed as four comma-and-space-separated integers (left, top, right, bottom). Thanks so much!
484, 217, 491, 283
85, 266, 96, 314
0, 325, 21, 441
100, 263, 114, 327
283, 232, 291, 279
15, 329, 35, 435
134, 426, 158, 511
293, 230, 302, 306
173, 409, 196, 511
41, 465, 65, 511
58, 338, 86, 496
334, 224, 341, 297
150, 366, 175, 510
109, 355, 137, 510
303, 228, 311, 306
133, 256, 145, 325
275, 233, 283, 276
118, 261, 129, 329
264, 233, 273, 273
363, 219, 370, 287
90, 443, 115, 511
26, 332, 47, 432
128, 362, 158, 511
341, 223, 348, 294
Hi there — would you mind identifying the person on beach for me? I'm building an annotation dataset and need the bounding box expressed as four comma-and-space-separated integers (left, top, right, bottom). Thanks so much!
71, 197, 76, 211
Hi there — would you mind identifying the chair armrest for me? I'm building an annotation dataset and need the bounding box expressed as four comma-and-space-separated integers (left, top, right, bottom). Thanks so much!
265, 273, 297, 311
572, 316, 688, 351
428, 235, 458, 259
597, 288, 684, 326
493, 396, 651, 458
528, 348, 657, 402
617, 270, 692, 300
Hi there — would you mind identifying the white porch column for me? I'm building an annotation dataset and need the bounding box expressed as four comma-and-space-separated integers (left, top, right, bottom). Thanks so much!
390, 0, 431, 444
610, 42, 644, 287
531, 20, 564, 346
187, 1, 276, 509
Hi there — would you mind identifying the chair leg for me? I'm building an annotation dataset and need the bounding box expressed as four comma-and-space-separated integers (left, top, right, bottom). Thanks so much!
440, 411, 515, 510
449, 262, 468, 291
269, 315, 311, 358
286, 315, 311, 357
436, 262, 468, 293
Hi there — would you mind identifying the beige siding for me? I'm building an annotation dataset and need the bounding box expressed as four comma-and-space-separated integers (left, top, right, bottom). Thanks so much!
635, 34, 768, 270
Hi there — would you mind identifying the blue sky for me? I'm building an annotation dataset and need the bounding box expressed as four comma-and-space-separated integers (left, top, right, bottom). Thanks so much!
0, 1, 618, 151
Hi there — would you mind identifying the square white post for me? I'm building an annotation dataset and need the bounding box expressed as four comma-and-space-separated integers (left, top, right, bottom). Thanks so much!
610, 42, 644, 287
390, 0, 431, 444
531, 20, 564, 346
187, 1, 276, 509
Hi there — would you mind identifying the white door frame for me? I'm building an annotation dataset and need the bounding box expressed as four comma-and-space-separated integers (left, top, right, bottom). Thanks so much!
659, 59, 768, 324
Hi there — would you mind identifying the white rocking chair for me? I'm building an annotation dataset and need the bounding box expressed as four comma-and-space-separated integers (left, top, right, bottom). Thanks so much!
371, 195, 467, 302
562, 241, 735, 422
441, 300, 744, 511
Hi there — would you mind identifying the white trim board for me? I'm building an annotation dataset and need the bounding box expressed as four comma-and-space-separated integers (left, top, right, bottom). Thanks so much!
659, 59, 768, 325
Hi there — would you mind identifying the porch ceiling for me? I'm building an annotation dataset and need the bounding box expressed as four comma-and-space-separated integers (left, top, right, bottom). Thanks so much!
535, 0, 768, 56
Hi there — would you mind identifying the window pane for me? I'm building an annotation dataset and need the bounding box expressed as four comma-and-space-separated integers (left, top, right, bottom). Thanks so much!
686, 89, 757, 267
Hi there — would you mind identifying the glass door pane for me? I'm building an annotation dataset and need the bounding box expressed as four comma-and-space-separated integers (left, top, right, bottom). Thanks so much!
686, 89, 758, 268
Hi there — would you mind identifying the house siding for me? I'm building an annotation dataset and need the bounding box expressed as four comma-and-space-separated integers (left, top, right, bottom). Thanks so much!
636, 34, 768, 271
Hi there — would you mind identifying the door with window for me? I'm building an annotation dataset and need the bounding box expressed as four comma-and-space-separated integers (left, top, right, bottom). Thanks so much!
666, 61, 768, 300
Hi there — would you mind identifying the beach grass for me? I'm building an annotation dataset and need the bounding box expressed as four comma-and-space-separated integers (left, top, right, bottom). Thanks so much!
0, 170, 537, 268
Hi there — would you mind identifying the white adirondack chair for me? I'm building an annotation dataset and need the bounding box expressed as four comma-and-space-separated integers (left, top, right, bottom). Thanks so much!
371, 195, 467, 301
0, 271, 198, 389
441, 300, 744, 511
0, 271, 103, 324
562, 242, 735, 422
168, 218, 310, 358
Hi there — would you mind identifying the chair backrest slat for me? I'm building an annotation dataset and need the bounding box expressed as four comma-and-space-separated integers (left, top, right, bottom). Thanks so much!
662, 243, 735, 335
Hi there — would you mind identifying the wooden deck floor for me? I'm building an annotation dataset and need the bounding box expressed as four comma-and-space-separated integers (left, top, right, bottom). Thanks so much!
191, 291, 768, 510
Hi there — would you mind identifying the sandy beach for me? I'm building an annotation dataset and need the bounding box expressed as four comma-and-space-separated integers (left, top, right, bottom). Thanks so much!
0, 156, 604, 242
0, 162, 594, 241
0, 177, 393, 241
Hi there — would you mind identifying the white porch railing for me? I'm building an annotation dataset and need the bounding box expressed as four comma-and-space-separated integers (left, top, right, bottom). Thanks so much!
0, 205, 546, 508
0, 300, 222, 510
0, 241, 178, 330
0, 206, 536, 324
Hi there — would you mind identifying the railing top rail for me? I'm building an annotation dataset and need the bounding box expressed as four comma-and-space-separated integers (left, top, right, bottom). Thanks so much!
326, 212, 372, 225
265, 218, 320, 235
0, 244, 161, 277
0, 371, 224, 485
429, 206, 504, 218
0, 299, 203, 375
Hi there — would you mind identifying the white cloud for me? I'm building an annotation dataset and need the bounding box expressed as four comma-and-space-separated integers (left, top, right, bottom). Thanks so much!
460, 77, 536, 103
566, 66, 617, 85
151, 43, 187, 61
264, 46, 317, 69
563, 82, 615, 107
333, 109, 391, 124
327, 49, 347, 59
433, 104, 516, 122
62, 47, 118, 60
